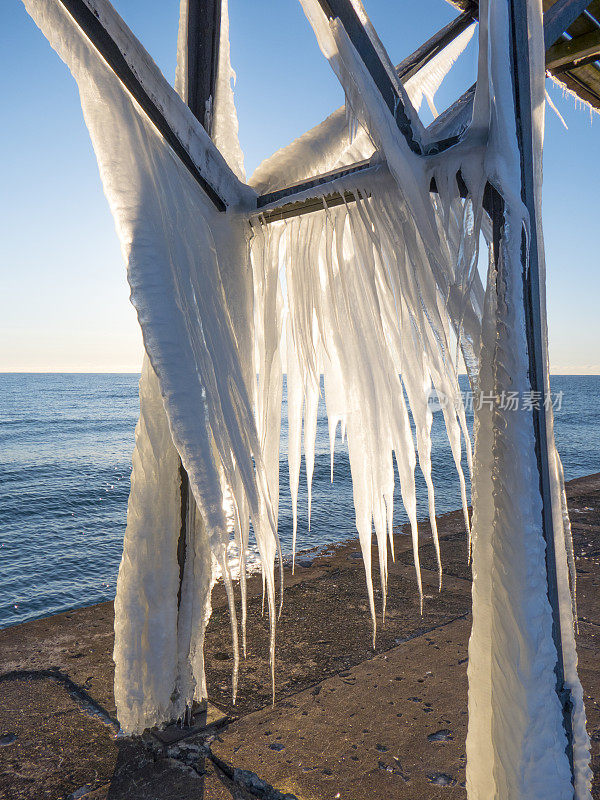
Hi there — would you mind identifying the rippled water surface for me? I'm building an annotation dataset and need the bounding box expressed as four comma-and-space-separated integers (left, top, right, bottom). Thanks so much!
1, 373, 598, 628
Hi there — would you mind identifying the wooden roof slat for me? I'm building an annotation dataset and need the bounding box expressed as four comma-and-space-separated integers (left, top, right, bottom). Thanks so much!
546, 29, 600, 68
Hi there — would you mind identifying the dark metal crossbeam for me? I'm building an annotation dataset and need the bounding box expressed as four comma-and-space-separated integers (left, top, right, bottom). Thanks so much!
315, 0, 423, 154
59, 0, 226, 212
254, 166, 472, 224
256, 159, 374, 209
257, 189, 371, 224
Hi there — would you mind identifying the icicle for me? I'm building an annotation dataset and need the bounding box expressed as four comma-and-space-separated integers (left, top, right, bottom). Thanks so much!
286, 315, 304, 573
405, 24, 476, 117
304, 370, 320, 531
217, 543, 239, 704
545, 87, 568, 130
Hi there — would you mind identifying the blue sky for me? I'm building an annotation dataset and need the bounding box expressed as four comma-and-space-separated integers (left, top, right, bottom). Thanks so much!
1, 0, 598, 372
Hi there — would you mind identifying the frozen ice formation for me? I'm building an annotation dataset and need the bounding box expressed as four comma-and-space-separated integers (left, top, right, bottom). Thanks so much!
23, 0, 591, 796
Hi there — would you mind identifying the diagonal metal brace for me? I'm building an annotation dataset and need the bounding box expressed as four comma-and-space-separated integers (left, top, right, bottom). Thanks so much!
315, 0, 423, 154
58, 0, 228, 211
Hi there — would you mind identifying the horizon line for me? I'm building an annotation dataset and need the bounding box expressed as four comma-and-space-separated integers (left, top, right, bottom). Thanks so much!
1, 370, 599, 377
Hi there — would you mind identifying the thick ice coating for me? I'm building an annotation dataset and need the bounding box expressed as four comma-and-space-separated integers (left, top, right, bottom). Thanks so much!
23, 0, 591, 797
22, 0, 281, 731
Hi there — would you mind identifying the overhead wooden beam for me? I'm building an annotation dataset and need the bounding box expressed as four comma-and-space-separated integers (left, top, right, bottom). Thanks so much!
546, 28, 600, 68
185, 0, 222, 131
315, 0, 423, 154
58, 0, 231, 211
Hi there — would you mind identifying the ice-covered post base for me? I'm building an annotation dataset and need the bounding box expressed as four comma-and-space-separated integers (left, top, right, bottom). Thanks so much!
467, 191, 571, 798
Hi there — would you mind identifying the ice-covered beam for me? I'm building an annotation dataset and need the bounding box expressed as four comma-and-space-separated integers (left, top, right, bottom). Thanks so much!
249, 11, 476, 196
174, 0, 224, 613
183, 0, 221, 131
254, 162, 475, 223
56, 0, 250, 212
396, 9, 475, 81
255, 158, 376, 221
508, 0, 575, 776
314, 0, 423, 154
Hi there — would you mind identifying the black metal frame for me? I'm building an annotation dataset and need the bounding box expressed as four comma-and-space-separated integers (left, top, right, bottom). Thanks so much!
256, 0, 594, 223
175, 0, 223, 613
396, 10, 475, 81
58, 0, 586, 780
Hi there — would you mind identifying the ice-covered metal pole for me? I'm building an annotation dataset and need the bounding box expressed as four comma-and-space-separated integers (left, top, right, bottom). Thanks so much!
182, 0, 222, 132
507, 0, 575, 781
176, 0, 223, 610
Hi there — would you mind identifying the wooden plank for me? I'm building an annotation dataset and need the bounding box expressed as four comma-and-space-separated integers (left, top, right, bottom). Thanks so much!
556, 64, 600, 105
314, 0, 423, 154
546, 29, 600, 68
508, 0, 575, 780
57, 0, 250, 212
185, 0, 222, 131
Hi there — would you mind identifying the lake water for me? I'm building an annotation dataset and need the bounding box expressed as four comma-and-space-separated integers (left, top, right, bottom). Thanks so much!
1, 373, 598, 628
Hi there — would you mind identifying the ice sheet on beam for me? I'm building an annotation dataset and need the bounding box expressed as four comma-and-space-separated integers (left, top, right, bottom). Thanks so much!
22, 0, 278, 733
250, 17, 475, 196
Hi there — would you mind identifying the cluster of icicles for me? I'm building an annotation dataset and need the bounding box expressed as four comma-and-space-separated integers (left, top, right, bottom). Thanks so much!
218, 144, 485, 713
250, 170, 478, 632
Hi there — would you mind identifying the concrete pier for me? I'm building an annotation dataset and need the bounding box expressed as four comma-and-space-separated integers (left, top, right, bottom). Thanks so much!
1, 474, 599, 799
